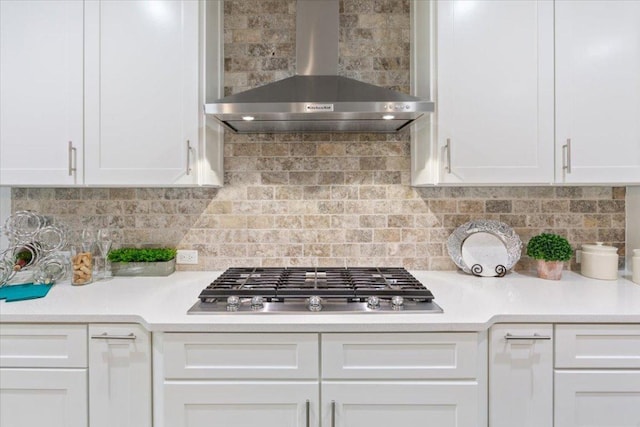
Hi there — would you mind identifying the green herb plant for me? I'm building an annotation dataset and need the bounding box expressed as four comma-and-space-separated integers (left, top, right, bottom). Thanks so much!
526, 233, 573, 262
107, 248, 177, 263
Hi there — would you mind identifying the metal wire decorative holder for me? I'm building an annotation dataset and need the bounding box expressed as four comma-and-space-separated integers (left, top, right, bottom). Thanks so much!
1, 211, 68, 286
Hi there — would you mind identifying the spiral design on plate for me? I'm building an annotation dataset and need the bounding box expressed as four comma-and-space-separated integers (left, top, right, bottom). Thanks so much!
495, 265, 507, 277
471, 264, 484, 276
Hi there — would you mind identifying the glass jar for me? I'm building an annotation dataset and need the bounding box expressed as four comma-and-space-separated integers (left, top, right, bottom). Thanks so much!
71, 245, 93, 285
33, 254, 69, 285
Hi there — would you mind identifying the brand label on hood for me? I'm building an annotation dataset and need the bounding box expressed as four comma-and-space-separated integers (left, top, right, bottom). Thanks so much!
305, 103, 334, 112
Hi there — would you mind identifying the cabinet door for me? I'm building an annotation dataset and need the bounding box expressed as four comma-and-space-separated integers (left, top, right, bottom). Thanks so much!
0, 368, 87, 427
555, 0, 640, 184
489, 324, 553, 427
84, 0, 199, 185
89, 324, 152, 427
0, 0, 83, 186
322, 381, 478, 427
435, 0, 554, 184
555, 371, 640, 427
163, 382, 319, 427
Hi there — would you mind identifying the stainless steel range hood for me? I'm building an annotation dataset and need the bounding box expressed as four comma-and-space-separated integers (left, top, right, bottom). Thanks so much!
205, 0, 434, 134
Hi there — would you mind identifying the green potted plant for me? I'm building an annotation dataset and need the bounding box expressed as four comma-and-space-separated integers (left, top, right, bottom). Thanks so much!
107, 248, 177, 277
526, 233, 573, 280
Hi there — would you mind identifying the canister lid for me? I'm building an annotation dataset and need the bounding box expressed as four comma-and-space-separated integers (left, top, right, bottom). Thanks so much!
581, 242, 618, 254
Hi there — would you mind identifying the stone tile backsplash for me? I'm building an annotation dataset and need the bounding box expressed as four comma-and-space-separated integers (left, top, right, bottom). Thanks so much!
11, 186, 626, 272
7, 1, 628, 272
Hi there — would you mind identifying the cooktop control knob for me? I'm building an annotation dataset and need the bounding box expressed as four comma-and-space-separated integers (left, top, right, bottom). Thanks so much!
226, 295, 240, 312
308, 295, 322, 312
251, 296, 265, 311
367, 296, 381, 310
391, 295, 404, 310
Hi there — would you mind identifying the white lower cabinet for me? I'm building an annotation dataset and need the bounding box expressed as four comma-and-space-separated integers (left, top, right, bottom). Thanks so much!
554, 324, 640, 427
0, 324, 88, 427
155, 332, 486, 427
320, 332, 484, 427
164, 381, 319, 427
555, 371, 640, 427
489, 324, 553, 427
156, 332, 321, 427
322, 381, 478, 427
88, 323, 152, 427
0, 368, 87, 427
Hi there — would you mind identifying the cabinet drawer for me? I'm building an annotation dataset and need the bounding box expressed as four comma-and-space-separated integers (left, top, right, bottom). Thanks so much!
0, 324, 87, 368
555, 324, 640, 368
321, 332, 479, 379
162, 333, 319, 379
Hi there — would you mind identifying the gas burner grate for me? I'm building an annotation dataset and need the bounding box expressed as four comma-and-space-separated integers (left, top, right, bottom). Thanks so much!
197, 267, 434, 302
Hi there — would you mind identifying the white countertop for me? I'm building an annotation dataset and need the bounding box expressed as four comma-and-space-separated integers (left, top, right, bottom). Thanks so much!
1, 271, 639, 332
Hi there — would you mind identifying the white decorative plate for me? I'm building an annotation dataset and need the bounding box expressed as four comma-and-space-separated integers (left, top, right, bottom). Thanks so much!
447, 220, 522, 277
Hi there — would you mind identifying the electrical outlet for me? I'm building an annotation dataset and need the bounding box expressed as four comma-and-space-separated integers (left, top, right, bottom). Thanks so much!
176, 249, 198, 265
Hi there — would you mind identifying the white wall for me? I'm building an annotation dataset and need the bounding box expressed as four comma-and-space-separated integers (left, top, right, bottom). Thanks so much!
0, 187, 10, 249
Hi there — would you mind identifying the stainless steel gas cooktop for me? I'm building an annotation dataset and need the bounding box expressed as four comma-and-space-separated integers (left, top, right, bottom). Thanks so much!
188, 267, 443, 314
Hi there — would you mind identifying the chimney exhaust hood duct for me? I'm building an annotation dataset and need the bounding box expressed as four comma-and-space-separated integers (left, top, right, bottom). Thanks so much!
204, 0, 434, 133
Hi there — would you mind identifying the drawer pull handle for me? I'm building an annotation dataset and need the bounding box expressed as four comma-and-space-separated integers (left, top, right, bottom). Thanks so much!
305, 400, 310, 427
91, 333, 136, 340
504, 333, 551, 341
331, 400, 336, 427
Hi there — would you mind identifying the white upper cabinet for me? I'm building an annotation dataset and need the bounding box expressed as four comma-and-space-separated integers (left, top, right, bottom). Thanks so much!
415, 0, 640, 186
555, 0, 640, 184
0, 0, 221, 187
0, 0, 84, 186
434, 0, 555, 185
84, 0, 200, 185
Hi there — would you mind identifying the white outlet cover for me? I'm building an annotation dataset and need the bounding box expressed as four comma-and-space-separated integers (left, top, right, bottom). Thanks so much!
176, 250, 198, 264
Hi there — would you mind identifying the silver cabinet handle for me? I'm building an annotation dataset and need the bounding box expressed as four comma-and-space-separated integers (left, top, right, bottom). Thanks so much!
331, 400, 336, 427
563, 138, 572, 174
186, 140, 193, 175
444, 138, 452, 173
68, 141, 77, 176
504, 333, 551, 341
305, 400, 310, 427
90, 332, 136, 340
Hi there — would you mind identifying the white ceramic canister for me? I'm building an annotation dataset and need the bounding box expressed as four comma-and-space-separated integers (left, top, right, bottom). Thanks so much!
580, 242, 619, 280
633, 249, 640, 284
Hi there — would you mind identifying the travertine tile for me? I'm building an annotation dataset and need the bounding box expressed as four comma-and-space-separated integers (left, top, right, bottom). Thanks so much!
457, 200, 484, 214
485, 200, 512, 213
